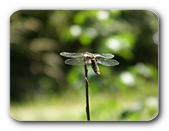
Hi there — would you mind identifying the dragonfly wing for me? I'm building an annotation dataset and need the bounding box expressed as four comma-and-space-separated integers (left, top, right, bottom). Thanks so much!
94, 53, 114, 59
65, 58, 86, 66
60, 52, 84, 58
97, 59, 119, 66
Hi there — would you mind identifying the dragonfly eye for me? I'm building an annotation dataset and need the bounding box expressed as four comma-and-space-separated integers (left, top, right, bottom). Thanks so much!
85, 55, 91, 59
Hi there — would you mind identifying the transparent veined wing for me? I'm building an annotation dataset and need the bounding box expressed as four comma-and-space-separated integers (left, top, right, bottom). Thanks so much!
64, 58, 90, 66
60, 52, 84, 58
94, 53, 114, 59
97, 58, 119, 66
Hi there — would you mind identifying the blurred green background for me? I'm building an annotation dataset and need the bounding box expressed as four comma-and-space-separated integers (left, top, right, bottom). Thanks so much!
10, 10, 158, 121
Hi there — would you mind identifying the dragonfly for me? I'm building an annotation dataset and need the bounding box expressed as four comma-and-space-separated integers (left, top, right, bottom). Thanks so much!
60, 52, 119, 75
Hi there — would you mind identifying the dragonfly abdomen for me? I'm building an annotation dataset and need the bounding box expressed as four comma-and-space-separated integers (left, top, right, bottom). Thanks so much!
91, 59, 100, 75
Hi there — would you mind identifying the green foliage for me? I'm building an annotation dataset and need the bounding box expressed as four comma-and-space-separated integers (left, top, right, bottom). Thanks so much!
10, 10, 158, 121
10, 77, 158, 120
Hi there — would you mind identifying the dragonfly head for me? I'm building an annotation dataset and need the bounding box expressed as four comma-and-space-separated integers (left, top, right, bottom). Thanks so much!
84, 52, 95, 58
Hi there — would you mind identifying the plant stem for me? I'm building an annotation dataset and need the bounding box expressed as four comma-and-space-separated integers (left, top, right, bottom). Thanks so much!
84, 64, 90, 121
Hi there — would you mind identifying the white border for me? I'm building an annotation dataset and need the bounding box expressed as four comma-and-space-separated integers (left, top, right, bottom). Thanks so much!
1, 0, 167, 131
